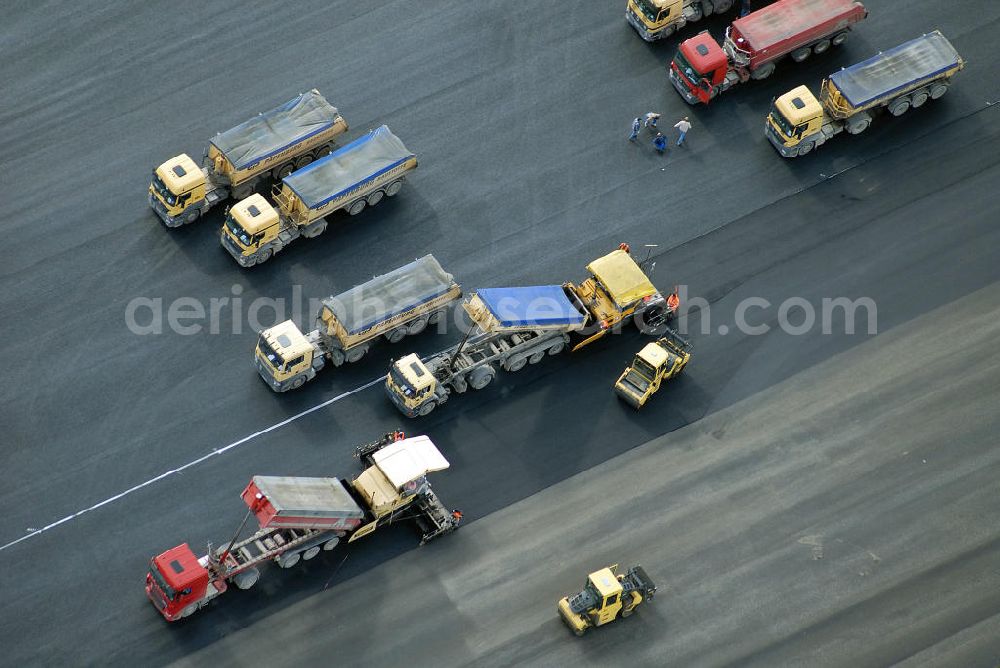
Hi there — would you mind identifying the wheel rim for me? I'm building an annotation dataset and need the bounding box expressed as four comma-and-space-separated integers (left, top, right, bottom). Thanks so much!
349, 200, 366, 215
418, 401, 436, 416
346, 347, 367, 363
832, 32, 848, 45
813, 40, 830, 54
529, 352, 545, 364
303, 547, 320, 560
386, 180, 403, 196
280, 553, 300, 568
508, 358, 527, 372
290, 376, 305, 390
547, 343, 564, 355
930, 85, 948, 99
891, 101, 910, 116
367, 190, 384, 206
472, 373, 493, 390
408, 318, 428, 335
911, 93, 928, 108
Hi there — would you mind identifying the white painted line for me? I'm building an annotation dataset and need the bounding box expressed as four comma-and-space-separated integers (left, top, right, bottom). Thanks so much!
0, 375, 387, 553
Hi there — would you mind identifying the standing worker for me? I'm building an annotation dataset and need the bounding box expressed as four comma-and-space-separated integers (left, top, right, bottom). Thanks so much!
628, 117, 641, 142
653, 132, 667, 154
643, 112, 661, 132
674, 116, 692, 146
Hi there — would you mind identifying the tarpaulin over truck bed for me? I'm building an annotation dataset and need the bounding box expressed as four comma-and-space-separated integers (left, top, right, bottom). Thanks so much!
324, 255, 457, 335
209, 89, 341, 170
829, 31, 962, 108
283, 125, 415, 210
734, 0, 864, 52
469, 286, 587, 331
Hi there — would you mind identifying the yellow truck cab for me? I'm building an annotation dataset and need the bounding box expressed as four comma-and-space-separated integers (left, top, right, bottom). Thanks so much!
627, 0, 735, 41
766, 85, 826, 155
221, 194, 281, 264
150, 154, 206, 223
386, 353, 438, 416
255, 319, 315, 392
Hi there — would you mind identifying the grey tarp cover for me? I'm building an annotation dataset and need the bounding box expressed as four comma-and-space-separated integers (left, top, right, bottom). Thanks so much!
209, 89, 341, 170
324, 255, 455, 335
283, 125, 414, 209
830, 31, 962, 108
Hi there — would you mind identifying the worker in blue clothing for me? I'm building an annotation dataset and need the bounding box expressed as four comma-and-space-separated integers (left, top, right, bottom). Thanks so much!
653, 132, 667, 154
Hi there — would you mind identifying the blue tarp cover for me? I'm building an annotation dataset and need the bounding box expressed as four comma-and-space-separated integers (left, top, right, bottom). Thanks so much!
475, 286, 586, 328
830, 31, 962, 108
209, 89, 341, 170
283, 125, 414, 210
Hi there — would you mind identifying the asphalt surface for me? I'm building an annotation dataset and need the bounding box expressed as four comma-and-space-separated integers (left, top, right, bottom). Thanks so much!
0, 0, 998, 665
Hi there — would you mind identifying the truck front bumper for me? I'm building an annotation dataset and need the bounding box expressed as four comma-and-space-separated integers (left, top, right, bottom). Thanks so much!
220, 230, 253, 267
764, 121, 797, 158
626, 10, 660, 42
148, 192, 185, 228
254, 355, 284, 392
668, 67, 701, 105
384, 381, 419, 418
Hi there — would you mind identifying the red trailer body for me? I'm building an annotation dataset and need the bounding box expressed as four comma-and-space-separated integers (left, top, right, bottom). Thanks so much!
668, 0, 868, 105
242, 475, 365, 531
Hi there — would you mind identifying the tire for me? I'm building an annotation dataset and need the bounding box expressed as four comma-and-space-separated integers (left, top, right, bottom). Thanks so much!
929, 82, 949, 99
348, 198, 367, 216
185, 209, 200, 224
505, 357, 528, 372
233, 568, 259, 590
469, 365, 496, 390
791, 47, 811, 63
278, 552, 301, 569
750, 62, 775, 80
407, 316, 429, 335
294, 155, 313, 170
910, 89, 929, 108
831, 31, 849, 46
621, 606, 634, 618
888, 97, 911, 117
385, 327, 407, 344
323, 537, 340, 551
417, 400, 437, 417
302, 546, 321, 561
797, 141, 814, 157
385, 179, 404, 197
687, 5, 703, 22
547, 341, 565, 356
366, 190, 385, 207
528, 351, 546, 365
345, 345, 368, 363
573, 627, 586, 637
700, 0, 714, 16
301, 219, 327, 238
658, 24, 676, 38
272, 163, 295, 181
713, 0, 732, 13
231, 183, 254, 201
180, 603, 198, 618
428, 310, 444, 325
846, 117, 871, 135
287, 375, 306, 391
254, 247, 273, 265
812, 39, 830, 55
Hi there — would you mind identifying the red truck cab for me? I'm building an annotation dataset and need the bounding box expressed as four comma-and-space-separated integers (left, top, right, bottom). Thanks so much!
669, 31, 729, 105
145, 543, 212, 621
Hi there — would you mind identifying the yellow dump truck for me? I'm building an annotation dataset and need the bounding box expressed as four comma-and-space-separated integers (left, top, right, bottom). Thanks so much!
255, 255, 462, 392
149, 89, 348, 227
386, 248, 681, 418
626, 0, 745, 41
766, 31, 964, 157
614, 328, 691, 409
558, 564, 657, 636
221, 125, 417, 267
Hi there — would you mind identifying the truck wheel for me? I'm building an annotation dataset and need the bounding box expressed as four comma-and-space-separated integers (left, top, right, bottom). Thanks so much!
385, 327, 407, 343
233, 568, 259, 590
255, 248, 273, 265
348, 198, 367, 216
713, 0, 732, 13
345, 345, 368, 363
888, 96, 911, 117
469, 365, 496, 390
910, 89, 929, 108
428, 310, 444, 325
831, 31, 849, 46
547, 341, 565, 355
505, 357, 528, 372
272, 163, 295, 181
929, 83, 949, 99
367, 190, 385, 207
385, 179, 404, 197
287, 375, 306, 391
294, 155, 314, 170
278, 552, 301, 569
528, 351, 546, 365
845, 114, 871, 135
797, 141, 814, 157
407, 316, 429, 335
301, 219, 328, 238
750, 62, 775, 80
232, 183, 255, 200
180, 603, 198, 618
418, 400, 437, 417
185, 209, 200, 224
812, 39, 831, 55
791, 47, 811, 63
700, 0, 714, 16
302, 546, 321, 561
621, 606, 634, 618
687, 5, 703, 21
322, 537, 340, 551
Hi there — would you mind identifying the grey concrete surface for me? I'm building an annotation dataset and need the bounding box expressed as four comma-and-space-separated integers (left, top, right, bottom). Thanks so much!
0, 0, 997, 665
173, 281, 1000, 668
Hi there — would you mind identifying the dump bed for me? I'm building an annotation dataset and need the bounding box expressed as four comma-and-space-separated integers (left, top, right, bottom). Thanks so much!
828, 31, 963, 110
242, 475, 365, 531
464, 286, 588, 333
282, 125, 415, 214
319, 255, 460, 343
209, 90, 343, 173
732, 0, 865, 54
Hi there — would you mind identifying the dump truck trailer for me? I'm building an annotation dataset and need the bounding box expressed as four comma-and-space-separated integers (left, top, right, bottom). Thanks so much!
149, 89, 348, 227
766, 31, 965, 157
669, 0, 868, 105
386, 247, 680, 418
145, 432, 461, 622
256, 255, 463, 392
221, 125, 417, 267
